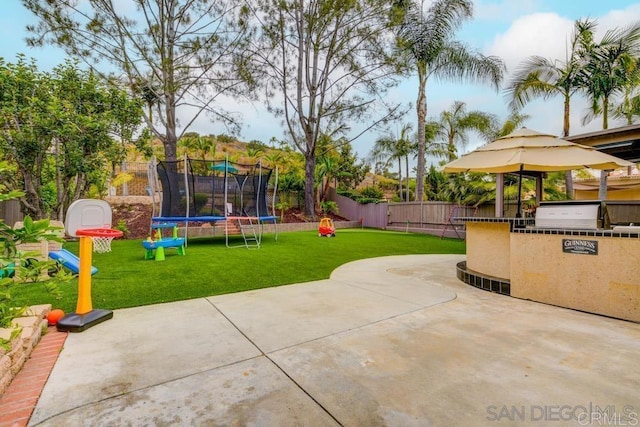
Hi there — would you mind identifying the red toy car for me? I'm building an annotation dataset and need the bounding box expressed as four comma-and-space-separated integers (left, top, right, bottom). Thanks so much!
318, 217, 336, 237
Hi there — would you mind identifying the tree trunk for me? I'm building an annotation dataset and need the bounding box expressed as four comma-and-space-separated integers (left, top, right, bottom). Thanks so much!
562, 95, 573, 199
397, 158, 403, 201
448, 132, 456, 162
597, 97, 609, 200
415, 65, 427, 201
304, 152, 316, 220
163, 93, 178, 162
405, 155, 410, 202
598, 170, 608, 200
163, 3, 178, 163
21, 172, 43, 219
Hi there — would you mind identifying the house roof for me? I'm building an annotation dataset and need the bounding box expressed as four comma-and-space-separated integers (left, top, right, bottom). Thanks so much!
564, 124, 640, 163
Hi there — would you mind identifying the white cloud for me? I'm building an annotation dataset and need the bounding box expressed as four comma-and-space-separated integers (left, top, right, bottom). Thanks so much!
598, 4, 640, 30
473, 0, 540, 22
480, 4, 640, 140
486, 13, 574, 75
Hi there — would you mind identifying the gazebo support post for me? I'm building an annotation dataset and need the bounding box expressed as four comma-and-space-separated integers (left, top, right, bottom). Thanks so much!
495, 173, 504, 218
536, 175, 544, 207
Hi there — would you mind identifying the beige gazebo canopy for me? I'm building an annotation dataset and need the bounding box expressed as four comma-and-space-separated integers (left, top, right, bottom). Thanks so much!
443, 128, 634, 217
443, 128, 634, 173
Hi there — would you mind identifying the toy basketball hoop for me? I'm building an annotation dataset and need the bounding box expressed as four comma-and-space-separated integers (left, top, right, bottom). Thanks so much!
58, 200, 121, 332
65, 199, 119, 253
77, 228, 123, 253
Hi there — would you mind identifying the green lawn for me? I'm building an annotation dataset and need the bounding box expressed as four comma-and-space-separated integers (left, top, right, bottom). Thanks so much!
12, 229, 465, 313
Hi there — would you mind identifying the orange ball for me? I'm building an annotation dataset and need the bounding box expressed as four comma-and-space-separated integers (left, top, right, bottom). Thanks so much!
47, 309, 65, 326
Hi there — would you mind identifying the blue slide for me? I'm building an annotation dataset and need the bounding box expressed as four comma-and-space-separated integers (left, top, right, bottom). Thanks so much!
49, 249, 98, 275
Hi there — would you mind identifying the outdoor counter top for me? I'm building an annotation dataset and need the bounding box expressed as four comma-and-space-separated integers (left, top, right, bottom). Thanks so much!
453, 216, 533, 229
457, 216, 640, 323
455, 217, 640, 238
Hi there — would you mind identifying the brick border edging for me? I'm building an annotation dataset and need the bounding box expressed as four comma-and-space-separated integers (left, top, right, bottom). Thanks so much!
0, 305, 53, 396
0, 327, 68, 426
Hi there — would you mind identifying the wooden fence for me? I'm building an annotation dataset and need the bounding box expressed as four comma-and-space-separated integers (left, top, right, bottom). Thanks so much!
0, 200, 22, 227
329, 190, 640, 236
330, 189, 387, 228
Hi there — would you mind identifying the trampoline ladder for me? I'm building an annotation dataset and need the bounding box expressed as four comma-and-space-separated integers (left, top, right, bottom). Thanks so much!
238, 218, 259, 249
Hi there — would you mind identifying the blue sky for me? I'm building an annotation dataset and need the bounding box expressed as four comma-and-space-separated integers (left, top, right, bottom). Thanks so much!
2, 1, 640, 162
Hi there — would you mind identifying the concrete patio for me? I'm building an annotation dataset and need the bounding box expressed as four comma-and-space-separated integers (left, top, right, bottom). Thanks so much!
30, 255, 640, 426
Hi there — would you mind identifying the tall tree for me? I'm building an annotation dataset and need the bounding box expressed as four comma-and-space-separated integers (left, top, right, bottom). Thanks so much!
576, 20, 640, 200
335, 141, 370, 191
578, 20, 640, 129
393, 0, 504, 201
23, 0, 250, 162
434, 100, 496, 161
369, 124, 414, 201
504, 19, 597, 199
489, 111, 530, 140
612, 78, 640, 124
178, 133, 217, 161
0, 57, 143, 219
245, 0, 402, 218
369, 134, 403, 201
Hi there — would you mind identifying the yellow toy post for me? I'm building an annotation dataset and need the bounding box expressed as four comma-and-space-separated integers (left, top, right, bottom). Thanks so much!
75, 234, 94, 314
57, 228, 122, 332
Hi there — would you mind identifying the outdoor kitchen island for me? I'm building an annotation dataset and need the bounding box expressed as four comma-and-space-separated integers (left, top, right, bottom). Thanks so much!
455, 204, 640, 323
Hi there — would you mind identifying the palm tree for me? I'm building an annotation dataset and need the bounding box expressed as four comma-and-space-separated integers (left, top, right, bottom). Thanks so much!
244, 146, 266, 163
489, 111, 530, 140
504, 19, 597, 198
577, 20, 640, 200
393, 0, 505, 201
369, 135, 403, 201
178, 133, 217, 161
433, 100, 496, 161
315, 154, 341, 205
578, 20, 640, 129
263, 151, 284, 169
369, 123, 415, 201
613, 80, 640, 124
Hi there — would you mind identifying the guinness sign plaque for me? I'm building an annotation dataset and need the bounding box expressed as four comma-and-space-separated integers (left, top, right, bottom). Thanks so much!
562, 239, 598, 255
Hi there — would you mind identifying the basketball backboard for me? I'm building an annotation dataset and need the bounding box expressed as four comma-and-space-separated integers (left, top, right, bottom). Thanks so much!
65, 199, 113, 237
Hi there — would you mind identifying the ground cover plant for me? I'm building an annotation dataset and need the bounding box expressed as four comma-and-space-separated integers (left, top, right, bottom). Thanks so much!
10, 229, 465, 313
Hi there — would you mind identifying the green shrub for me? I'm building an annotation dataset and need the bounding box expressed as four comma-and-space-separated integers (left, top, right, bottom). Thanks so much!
398, 188, 414, 201
359, 186, 384, 200
356, 197, 382, 205
0, 162, 70, 339
337, 188, 360, 200
321, 200, 339, 215
114, 220, 129, 237
194, 193, 209, 213
377, 177, 397, 190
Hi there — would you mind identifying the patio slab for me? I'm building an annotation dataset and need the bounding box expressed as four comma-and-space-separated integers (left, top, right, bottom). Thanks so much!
29, 254, 640, 426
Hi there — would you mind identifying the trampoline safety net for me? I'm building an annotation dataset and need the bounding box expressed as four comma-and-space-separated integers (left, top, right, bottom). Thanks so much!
155, 158, 273, 218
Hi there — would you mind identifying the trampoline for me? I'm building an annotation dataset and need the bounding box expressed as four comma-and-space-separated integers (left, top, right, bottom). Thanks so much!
147, 156, 278, 248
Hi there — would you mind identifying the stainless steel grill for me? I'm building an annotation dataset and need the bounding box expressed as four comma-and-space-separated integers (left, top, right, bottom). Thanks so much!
535, 200, 609, 230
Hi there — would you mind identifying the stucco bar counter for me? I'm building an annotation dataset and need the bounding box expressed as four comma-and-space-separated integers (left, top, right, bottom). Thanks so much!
455, 217, 640, 323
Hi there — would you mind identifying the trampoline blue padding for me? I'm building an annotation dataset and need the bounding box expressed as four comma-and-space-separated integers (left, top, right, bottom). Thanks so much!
152, 216, 225, 222
152, 215, 277, 222
148, 157, 279, 246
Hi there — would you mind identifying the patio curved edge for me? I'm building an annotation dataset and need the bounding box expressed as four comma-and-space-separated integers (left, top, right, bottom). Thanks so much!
205, 254, 464, 356
29, 254, 466, 426
329, 254, 464, 308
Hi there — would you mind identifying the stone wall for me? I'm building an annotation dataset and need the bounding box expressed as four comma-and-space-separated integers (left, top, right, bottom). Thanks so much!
181, 220, 361, 238
0, 305, 51, 395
